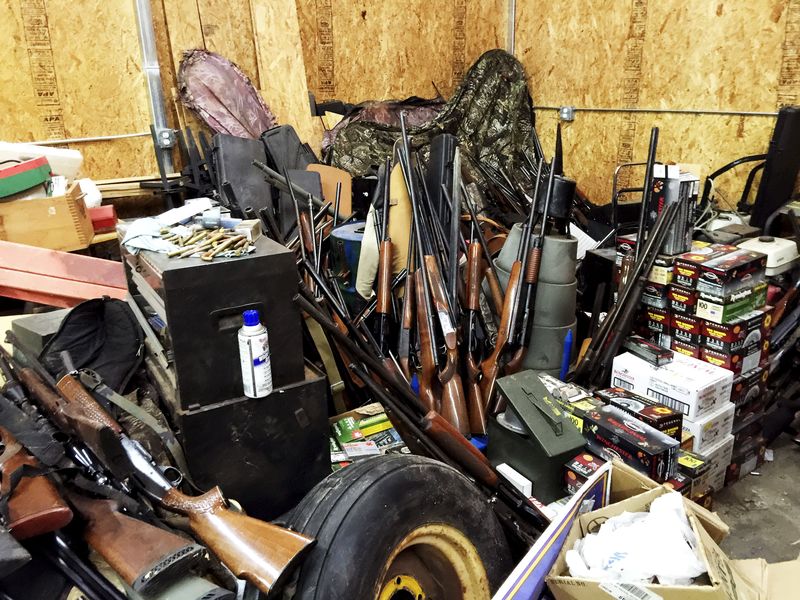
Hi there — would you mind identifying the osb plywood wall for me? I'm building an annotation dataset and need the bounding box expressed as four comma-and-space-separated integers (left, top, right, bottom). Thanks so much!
517, 0, 800, 207
3, 0, 797, 205
1, 0, 157, 179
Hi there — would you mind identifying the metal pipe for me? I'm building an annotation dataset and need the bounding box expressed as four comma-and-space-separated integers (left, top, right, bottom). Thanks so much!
506, 0, 516, 55
133, 0, 173, 172
28, 132, 150, 145
535, 105, 778, 118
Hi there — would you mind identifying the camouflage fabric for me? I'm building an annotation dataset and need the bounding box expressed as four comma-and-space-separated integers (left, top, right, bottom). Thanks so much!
329, 50, 535, 182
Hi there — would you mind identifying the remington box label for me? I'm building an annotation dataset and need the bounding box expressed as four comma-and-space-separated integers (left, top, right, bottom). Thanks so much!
595, 387, 683, 440
672, 313, 701, 344
696, 282, 767, 324
673, 244, 737, 288
582, 405, 679, 482
667, 284, 698, 315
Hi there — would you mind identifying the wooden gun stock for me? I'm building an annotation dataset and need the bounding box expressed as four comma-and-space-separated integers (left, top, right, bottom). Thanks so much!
414, 269, 438, 412
68, 493, 204, 594
421, 412, 498, 488
481, 261, 522, 412
773, 282, 799, 326
398, 276, 415, 381
376, 240, 393, 315
485, 268, 505, 315
465, 242, 486, 435
161, 486, 313, 593
0, 427, 72, 540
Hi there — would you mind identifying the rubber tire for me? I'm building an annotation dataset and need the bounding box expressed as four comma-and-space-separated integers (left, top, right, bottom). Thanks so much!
283, 454, 512, 600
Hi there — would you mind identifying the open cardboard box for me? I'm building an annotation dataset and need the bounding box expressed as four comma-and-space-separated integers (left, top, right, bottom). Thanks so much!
545, 484, 798, 600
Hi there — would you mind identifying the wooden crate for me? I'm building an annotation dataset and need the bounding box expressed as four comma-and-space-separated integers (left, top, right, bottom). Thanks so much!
0, 183, 94, 251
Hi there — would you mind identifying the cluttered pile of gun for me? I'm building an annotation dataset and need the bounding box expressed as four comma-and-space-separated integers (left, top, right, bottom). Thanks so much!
274, 114, 561, 440
163, 227, 251, 260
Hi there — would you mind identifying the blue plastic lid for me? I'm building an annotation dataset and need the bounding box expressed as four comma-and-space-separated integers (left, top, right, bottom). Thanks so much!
242, 309, 260, 327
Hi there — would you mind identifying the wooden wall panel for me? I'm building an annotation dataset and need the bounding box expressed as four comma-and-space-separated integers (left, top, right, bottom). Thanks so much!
296, 0, 505, 103
0, 0, 156, 179
517, 0, 800, 207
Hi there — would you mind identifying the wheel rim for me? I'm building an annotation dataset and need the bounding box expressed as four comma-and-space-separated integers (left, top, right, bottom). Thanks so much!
377, 523, 490, 600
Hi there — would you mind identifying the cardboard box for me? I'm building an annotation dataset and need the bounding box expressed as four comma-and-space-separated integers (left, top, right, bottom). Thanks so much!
730, 367, 768, 407
642, 281, 669, 309
732, 420, 764, 452
611, 352, 733, 421
725, 444, 766, 486
672, 338, 702, 359
664, 471, 692, 496
642, 305, 671, 335
678, 449, 712, 478
682, 402, 735, 453
696, 248, 767, 296
0, 183, 94, 251
582, 405, 679, 482
700, 342, 766, 375
691, 434, 734, 496
673, 244, 737, 288
595, 387, 683, 440
696, 282, 767, 324
563, 452, 604, 495
700, 308, 771, 352
545, 486, 785, 600
672, 313, 702, 344
668, 284, 699, 314
553, 395, 605, 431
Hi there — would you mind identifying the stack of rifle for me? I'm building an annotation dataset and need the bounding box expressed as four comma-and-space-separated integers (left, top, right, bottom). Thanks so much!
0, 339, 313, 599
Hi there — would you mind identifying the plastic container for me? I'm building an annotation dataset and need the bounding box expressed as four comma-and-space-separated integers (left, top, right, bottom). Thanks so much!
238, 309, 273, 398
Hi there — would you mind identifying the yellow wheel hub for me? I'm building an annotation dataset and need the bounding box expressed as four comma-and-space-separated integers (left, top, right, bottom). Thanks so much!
376, 523, 490, 600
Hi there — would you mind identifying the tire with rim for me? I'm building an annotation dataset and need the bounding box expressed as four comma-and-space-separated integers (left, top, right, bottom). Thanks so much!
282, 454, 512, 600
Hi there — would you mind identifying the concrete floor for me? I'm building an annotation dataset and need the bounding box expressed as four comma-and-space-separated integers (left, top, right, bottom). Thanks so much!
715, 435, 800, 563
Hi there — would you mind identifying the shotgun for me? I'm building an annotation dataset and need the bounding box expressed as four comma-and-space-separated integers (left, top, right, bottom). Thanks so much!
397, 231, 416, 382
772, 272, 800, 327
67, 492, 205, 595
26, 372, 312, 596
464, 238, 487, 434
464, 191, 504, 315
0, 426, 73, 540
374, 157, 394, 355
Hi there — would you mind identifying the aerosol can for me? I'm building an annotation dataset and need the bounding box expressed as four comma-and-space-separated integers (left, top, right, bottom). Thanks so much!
238, 309, 272, 398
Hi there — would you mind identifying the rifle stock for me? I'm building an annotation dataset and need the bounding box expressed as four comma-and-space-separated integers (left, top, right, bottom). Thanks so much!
68, 492, 204, 594
464, 242, 487, 435
53, 375, 314, 596
481, 261, 522, 412
0, 427, 73, 540
421, 412, 498, 488
414, 270, 438, 412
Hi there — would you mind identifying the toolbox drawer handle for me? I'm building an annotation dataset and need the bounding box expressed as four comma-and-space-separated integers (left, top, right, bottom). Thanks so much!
211, 303, 265, 332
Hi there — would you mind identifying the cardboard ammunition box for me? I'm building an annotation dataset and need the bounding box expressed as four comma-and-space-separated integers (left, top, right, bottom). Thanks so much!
700, 341, 767, 375
642, 305, 671, 334
678, 449, 712, 478
696, 248, 767, 296
615, 233, 637, 265
595, 387, 683, 440
582, 405, 679, 482
700, 307, 771, 352
725, 444, 766, 486
642, 281, 669, 309
563, 452, 604, 495
664, 471, 692, 496
696, 281, 767, 324
673, 244, 737, 288
554, 395, 605, 431
682, 402, 735, 453
667, 284, 699, 315
672, 313, 702, 344
692, 434, 735, 496
732, 419, 764, 452
730, 366, 768, 407
681, 429, 695, 450
671, 338, 701, 358
611, 352, 733, 421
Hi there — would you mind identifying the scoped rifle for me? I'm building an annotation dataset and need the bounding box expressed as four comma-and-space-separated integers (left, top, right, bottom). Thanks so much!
20, 368, 312, 596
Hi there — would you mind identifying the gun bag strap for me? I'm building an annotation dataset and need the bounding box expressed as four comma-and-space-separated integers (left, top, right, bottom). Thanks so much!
304, 316, 347, 414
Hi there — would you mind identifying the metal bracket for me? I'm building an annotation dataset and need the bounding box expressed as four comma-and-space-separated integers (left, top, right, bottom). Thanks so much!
154, 128, 176, 149
559, 106, 576, 122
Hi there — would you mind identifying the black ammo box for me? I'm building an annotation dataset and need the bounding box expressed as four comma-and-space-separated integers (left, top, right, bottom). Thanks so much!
123, 236, 304, 410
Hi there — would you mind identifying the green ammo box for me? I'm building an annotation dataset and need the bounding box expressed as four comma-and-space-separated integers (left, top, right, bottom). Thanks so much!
488, 370, 586, 503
